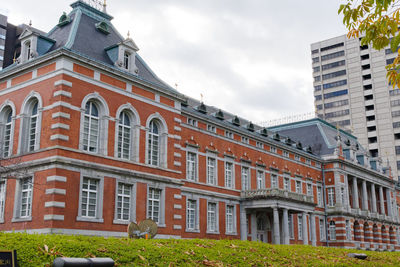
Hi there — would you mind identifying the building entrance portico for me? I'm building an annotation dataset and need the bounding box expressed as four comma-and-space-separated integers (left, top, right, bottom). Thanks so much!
240, 188, 317, 245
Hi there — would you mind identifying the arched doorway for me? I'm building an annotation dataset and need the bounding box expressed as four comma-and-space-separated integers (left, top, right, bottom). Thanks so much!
353, 221, 361, 241
256, 214, 271, 243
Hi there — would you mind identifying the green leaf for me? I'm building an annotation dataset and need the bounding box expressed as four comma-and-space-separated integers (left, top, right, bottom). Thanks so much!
391, 34, 400, 52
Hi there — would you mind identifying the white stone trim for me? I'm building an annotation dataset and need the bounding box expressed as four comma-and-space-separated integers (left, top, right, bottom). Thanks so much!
174, 152, 181, 158
45, 188, 66, 195
174, 161, 181, 167
44, 215, 64, 221
47, 176, 67, 183
51, 123, 70, 130
174, 204, 182, 209
113, 178, 136, 225
50, 134, 69, 141
76, 173, 105, 223
174, 194, 182, 199
173, 225, 182, 230
54, 80, 72, 87
53, 90, 72, 98
45, 201, 65, 208
174, 118, 182, 123
174, 214, 182, 219
174, 126, 181, 132
52, 112, 70, 119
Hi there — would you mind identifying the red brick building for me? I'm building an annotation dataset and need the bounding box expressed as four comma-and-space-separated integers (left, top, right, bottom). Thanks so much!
0, 1, 399, 250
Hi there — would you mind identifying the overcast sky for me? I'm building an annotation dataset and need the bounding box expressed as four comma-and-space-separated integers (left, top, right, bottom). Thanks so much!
1, 0, 347, 125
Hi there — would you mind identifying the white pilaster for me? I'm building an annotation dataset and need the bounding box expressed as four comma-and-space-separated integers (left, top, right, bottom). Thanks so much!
273, 207, 280, 245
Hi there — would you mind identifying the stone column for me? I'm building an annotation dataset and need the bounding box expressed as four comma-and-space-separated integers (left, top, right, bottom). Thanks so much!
352, 177, 359, 209
302, 212, 308, 245
386, 189, 393, 217
251, 213, 257, 241
379, 186, 385, 215
273, 207, 280, 245
371, 183, 377, 213
362, 180, 368, 211
310, 213, 317, 246
239, 206, 247, 240
282, 208, 289, 245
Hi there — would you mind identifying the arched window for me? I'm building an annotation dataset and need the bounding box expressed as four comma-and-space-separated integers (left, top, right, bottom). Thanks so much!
19, 94, 42, 154
28, 101, 38, 152
0, 107, 13, 157
329, 221, 336, 240
117, 111, 131, 159
83, 101, 99, 152
148, 120, 159, 166
123, 51, 130, 70
25, 41, 31, 61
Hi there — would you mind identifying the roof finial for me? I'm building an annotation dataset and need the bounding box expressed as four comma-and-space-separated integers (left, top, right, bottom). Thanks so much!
103, 0, 107, 13
200, 93, 203, 102
127, 31, 130, 39
29, 20, 32, 27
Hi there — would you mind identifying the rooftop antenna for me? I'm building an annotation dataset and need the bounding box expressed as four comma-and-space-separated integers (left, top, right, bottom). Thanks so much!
103, 0, 107, 13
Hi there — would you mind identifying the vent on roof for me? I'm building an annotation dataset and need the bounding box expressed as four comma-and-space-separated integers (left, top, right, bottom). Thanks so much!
181, 100, 188, 107
58, 12, 71, 27
247, 122, 255, 132
215, 109, 224, 120
260, 128, 268, 137
296, 142, 303, 150
344, 139, 351, 146
197, 103, 207, 114
285, 138, 292, 145
232, 116, 240, 126
273, 133, 280, 141
95, 21, 110, 34
306, 146, 313, 154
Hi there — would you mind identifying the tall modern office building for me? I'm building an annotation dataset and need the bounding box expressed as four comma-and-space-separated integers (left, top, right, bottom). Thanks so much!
311, 35, 400, 180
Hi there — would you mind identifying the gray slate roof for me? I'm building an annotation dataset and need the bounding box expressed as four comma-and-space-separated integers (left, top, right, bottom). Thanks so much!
268, 118, 366, 157
43, 1, 176, 93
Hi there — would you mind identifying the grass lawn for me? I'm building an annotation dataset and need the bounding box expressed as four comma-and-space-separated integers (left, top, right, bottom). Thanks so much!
1, 232, 399, 266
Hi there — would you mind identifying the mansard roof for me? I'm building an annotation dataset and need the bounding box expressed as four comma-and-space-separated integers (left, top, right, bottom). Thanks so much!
2, 1, 176, 94
268, 118, 366, 157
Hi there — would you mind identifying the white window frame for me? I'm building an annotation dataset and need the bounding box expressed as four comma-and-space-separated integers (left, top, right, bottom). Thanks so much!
113, 181, 136, 224
225, 204, 237, 234
345, 220, 351, 241
79, 94, 109, 156
206, 156, 217, 185
306, 159, 311, 165
77, 175, 104, 223
307, 183, 313, 196
12, 177, 34, 222
82, 101, 100, 153
241, 136, 249, 144
148, 120, 160, 166
289, 214, 294, 239
319, 218, 326, 241
0, 104, 15, 158
225, 131, 233, 139
241, 166, 250, 190
317, 186, 323, 207
186, 198, 199, 232
186, 151, 198, 181
295, 180, 302, 194
256, 170, 264, 189
329, 221, 336, 240
187, 117, 197, 127
327, 188, 335, 207
147, 187, 162, 223
225, 160, 235, 189
271, 173, 278, 189
298, 214, 303, 240
270, 146, 277, 153
283, 151, 289, 158
19, 94, 42, 154
207, 124, 216, 133
207, 201, 219, 233
0, 179, 6, 223
146, 184, 166, 226
295, 155, 300, 161
256, 141, 263, 149
116, 111, 132, 160
146, 115, 168, 168
284, 177, 290, 191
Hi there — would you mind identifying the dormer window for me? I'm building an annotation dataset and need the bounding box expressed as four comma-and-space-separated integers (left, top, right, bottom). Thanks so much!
124, 51, 130, 70
25, 41, 31, 61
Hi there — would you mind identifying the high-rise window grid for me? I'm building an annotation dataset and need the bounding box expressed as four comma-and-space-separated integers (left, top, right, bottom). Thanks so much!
321, 50, 345, 61
322, 70, 346, 80
147, 188, 161, 223
322, 60, 345, 71
323, 79, 347, 89
324, 89, 348, 99
116, 183, 132, 221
